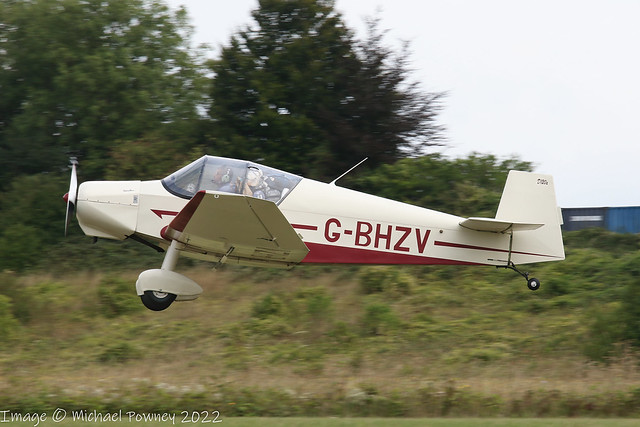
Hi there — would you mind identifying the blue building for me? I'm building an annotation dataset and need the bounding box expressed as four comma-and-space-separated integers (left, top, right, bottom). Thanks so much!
561, 207, 640, 233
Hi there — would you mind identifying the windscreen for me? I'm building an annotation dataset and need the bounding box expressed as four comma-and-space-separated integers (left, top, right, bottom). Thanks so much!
162, 156, 302, 204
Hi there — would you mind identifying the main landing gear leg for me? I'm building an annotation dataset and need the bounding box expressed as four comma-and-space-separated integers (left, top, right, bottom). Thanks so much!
498, 261, 541, 291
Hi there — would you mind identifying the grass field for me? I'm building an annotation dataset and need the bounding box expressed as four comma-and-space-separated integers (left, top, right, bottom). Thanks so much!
2, 230, 640, 418
219, 419, 640, 427
8, 417, 640, 427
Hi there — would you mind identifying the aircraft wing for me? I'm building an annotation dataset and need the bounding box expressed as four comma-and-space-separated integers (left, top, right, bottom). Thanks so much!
459, 217, 544, 233
164, 191, 309, 266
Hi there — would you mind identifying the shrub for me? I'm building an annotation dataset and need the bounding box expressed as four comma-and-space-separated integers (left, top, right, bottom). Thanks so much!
359, 266, 413, 297
98, 341, 140, 364
0, 273, 32, 323
360, 267, 387, 294
298, 287, 333, 321
251, 293, 284, 319
23, 281, 74, 324
0, 295, 19, 344
361, 302, 399, 336
97, 276, 143, 317
583, 303, 625, 361
0, 225, 42, 272
619, 277, 640, 346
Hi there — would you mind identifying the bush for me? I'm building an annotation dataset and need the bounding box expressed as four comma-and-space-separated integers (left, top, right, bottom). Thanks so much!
97, 275, 143, 318
360, 267, 386, 294
251, 293, 284, 319
620, 277, 640, 345
0, 273, 32, 323
0, 224, 42, 272
297, 287, 333, 321
583, 303, 625, 361
24, 281, 74, 324
98, 341, 140, 364
359, 266, 413, 297
361, 302, 399, 336
0, 295, 19, 344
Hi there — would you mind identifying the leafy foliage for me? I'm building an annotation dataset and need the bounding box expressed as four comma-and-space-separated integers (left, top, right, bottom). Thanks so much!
359, 266, 413, 297
208, 0, 444, 180
0, 225, 43, 272
0, 0, 208, 183
360, 301, 399, 336
348, 152, 533, 216
104, 135, 204, 181
97, 275, 144, 317
0, 295, 19, 344
0, 169, 66, 272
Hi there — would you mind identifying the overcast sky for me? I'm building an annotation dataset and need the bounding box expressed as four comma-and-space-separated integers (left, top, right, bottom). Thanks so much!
165, 0, 640, 208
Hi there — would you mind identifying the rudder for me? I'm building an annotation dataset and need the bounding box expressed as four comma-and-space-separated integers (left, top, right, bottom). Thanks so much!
496, 170, 565, 264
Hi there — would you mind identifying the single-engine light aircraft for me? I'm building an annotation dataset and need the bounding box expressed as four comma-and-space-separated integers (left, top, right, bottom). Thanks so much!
64, 156, 565, 311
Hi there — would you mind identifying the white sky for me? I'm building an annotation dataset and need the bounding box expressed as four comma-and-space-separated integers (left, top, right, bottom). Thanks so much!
165, 0, 640, 208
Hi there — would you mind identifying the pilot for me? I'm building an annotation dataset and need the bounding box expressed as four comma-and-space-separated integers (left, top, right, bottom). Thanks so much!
212, 166, 237, 193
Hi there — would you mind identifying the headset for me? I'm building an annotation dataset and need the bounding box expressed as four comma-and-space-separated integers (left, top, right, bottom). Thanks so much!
220, 168, 232, 183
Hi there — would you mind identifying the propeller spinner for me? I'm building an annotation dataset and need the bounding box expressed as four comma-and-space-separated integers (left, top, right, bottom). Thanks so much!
63, 157, 79, 236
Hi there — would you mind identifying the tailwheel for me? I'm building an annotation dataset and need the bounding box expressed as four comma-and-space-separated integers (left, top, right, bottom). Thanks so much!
498, 262, 541, 291
140, 290, 176, 311
527, 277, 541, 291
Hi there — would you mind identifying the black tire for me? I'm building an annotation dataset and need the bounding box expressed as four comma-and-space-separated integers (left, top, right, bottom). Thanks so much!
140, 290, 176, 311
527, 278, 541, 291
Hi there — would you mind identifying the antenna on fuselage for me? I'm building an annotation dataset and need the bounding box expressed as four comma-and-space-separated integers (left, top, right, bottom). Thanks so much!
330, 157, 368, 186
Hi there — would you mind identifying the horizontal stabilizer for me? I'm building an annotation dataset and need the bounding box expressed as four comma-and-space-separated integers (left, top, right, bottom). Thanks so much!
459, 217, 543, 233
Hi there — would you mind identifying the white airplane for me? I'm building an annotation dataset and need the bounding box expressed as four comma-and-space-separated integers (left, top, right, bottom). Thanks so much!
64, 155, 565, 311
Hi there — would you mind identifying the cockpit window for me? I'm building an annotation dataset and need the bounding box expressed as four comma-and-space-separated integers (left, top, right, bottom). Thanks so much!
162, 156, 302, 204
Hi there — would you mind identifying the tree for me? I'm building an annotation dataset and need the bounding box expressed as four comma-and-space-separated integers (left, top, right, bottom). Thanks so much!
346, 16, 445, 161
0, 173, 69, 271
349, 153, 533, 217
208, 0, 444, 180
0, 0, 208, 185
104, 135, 204, 180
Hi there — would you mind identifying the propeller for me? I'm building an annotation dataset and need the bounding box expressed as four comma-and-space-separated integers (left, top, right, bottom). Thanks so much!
63, 157, 79, 236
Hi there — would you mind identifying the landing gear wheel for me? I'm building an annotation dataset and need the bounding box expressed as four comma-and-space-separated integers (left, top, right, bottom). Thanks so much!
527, 278, 541, 291
140, 290, 176, 311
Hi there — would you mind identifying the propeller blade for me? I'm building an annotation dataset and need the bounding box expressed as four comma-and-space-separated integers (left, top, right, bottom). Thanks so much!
65, 198, 72, 236
64, 158, 79, 236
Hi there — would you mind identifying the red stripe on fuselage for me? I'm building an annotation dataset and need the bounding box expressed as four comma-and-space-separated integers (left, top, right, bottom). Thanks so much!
291, 224, 318, 231
301, 242, 481, 265
434, 240, 556, 258
151, 209, 179, 219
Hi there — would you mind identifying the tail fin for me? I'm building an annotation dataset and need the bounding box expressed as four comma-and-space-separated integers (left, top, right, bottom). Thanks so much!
495, 170, 565, 264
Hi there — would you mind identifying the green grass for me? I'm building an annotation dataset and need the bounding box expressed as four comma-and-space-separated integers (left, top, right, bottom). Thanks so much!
11, 418, 640, 427
220, 419, 640, 427
2, 230, 640, 417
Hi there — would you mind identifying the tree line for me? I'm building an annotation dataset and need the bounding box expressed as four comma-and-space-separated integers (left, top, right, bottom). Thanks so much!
1, 0, 445, 183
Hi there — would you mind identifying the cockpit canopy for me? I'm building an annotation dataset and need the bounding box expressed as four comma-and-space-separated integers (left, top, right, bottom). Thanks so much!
162, 156, 302, 204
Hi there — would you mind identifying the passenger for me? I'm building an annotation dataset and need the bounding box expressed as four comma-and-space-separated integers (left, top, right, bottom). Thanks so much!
243, 167, 264, 198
